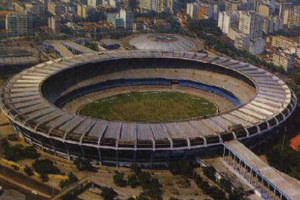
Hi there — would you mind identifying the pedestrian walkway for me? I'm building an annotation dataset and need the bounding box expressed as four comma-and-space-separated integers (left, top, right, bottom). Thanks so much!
223, 140, 300, 200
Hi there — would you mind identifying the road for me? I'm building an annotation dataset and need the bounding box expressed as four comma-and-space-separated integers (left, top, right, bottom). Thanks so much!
0, 178, 47, 200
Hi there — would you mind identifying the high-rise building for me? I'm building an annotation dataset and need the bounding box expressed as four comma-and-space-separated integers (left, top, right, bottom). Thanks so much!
77, 4, 88, 19
186, 2, 198, 18
238, 11, 264, 40
48, 15, 60, 34
6, 12, 33, 37
225, 0, 239, 11
256, 3, 270, 17
272, 50, 296, 71
119, 8, 134, 30
12, 2, 26, 12
139, 0, 153, 12
48, 1, 56, 16
280, 3, 300, 28
234, 33, 265, 54
31, 1, 46, 19
87, 0, 97, 8
138, 0, 173, 13
187, 1, 219, 19
262, 16, 283, 34
218, 11, 238, 34
271, 36, 299, 55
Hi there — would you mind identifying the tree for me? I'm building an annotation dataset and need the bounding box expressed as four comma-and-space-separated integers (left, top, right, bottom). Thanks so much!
130, 163, 142, 174
128, 173, 139, 188
23, 146, 40, 159
3, 143, 40, 161
143, 177, 163, 200
4, 144, 24, 161
24, 165, 34, 176
32, 159, 60, 174
220, 177, 232, 193
136, 193, 150, 200
60, 172, 79, 188
73, 157, 97, 172
137, 171, 152, 188
203, 166, 216, 182
228, 189, 245, 200
113, 171, 127, 187
169, 160, 193, 177
40, 173, 49, 182
101, 187, 117, 200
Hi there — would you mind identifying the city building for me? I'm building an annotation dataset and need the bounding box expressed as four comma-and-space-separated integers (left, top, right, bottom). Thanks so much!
256, 3, 271, 17
187, 1, 220, 19
262, 16, 283, 34
47, 1, 57, 16
138, 0, 173, 13
77, 4, 88, 19
0, 11, 11, 30
248, 38, 266, 54
12, 2, 26, 12
5, 12, 33, 37
186, 2, 198, 18
238, 11, 264, 40
87, 0, 97, 8
272, 50, 297, 71
218, 11, 238, 34
138, 0, 154, 12
281, 3, 300, 28
119, 8, 134, 30
224, 0, 239, 11
234, 33, 265, 54
271, 35, 299, 56
107, 11, 119, 28
156, 0, 173, 13
48, 15, 60, 34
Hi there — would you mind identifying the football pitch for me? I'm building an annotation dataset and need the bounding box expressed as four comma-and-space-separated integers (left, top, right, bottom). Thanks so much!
79, 91, 218, 122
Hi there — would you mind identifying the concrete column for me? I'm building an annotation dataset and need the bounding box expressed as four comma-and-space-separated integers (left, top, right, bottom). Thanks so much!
80, 145, 85, 158
116, 150, 119, 167
284, 126, 287, 134
150, 152, 154, 168
134, 150, 137, 164
64, 142, 71, 160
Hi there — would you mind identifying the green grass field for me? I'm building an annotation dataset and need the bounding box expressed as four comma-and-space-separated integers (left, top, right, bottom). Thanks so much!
79, 91, 218, 122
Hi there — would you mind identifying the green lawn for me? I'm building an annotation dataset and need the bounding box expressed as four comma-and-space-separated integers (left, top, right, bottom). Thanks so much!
79, 91, 218, 122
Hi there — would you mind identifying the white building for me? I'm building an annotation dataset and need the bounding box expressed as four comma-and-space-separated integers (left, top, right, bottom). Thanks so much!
87, 0, 97, 8
120, 8, 134, 30
186, 2, 198, 18
48, 15, 60, 34
218, 11, 238, 34
238, 11, 264, 40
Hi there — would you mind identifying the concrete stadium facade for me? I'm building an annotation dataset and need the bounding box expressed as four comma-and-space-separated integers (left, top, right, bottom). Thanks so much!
0, 51, 297, 167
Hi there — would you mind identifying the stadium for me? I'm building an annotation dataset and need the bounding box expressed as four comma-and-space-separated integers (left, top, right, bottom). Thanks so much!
0, 50, 297, 166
